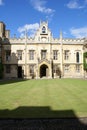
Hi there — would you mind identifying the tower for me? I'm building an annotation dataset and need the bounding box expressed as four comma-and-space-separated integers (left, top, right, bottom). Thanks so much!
0, 22, 5, 37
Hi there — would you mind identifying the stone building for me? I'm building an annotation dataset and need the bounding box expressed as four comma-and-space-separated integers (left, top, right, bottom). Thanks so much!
0, 21, 87, 79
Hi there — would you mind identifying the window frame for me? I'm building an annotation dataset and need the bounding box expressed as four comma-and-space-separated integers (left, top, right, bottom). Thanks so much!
29, 50, 34, 60
76, 52, 80, 63
76, 64, 80, 73
64, 50, 69, 60
64, 64, 69, 73
53, 50, 58, 60
6, 50, 11, 61
17, 50, 22, 60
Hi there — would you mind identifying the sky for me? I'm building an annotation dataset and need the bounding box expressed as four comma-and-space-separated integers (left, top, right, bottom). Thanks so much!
0, 0, 87, 38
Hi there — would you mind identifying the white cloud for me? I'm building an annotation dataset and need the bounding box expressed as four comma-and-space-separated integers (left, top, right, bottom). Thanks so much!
66, 0, 84, 9
85, 0, 87, 3
70, 27, 87, 38
0, 0, 3, 5
63, 31, 68, 37
30, 0, 55, 14
18, 23, 39, 38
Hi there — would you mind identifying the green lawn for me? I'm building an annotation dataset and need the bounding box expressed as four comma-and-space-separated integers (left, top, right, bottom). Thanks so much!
0, 78, 87, 118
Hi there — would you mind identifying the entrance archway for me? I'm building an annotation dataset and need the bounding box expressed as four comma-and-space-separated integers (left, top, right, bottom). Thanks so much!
18, 66, 22, 78
40, 64, 48, 78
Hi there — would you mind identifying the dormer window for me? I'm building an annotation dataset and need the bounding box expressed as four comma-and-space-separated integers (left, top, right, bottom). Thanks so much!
42, 26, 46, 33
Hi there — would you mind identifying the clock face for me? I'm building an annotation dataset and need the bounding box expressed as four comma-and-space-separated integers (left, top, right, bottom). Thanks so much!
41, 37, 47, 42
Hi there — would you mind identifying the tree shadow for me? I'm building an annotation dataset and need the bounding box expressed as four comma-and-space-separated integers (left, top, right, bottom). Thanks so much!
0, 79, 28, 85
0, 106, 87, 129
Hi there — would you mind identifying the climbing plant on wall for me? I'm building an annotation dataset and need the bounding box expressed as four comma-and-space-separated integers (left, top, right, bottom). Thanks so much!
83, 52, 87, 71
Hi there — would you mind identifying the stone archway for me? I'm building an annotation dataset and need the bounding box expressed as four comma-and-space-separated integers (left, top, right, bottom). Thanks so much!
40, 64, 48, 78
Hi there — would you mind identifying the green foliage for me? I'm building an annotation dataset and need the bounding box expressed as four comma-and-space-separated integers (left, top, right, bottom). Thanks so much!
83, 52, 87, 70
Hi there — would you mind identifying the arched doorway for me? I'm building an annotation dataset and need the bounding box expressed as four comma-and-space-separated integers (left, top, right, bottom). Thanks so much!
40, 64, 48, 78
18, 66, 22, 78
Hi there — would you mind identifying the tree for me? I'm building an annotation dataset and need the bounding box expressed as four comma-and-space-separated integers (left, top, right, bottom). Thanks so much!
83, 52, 87, 71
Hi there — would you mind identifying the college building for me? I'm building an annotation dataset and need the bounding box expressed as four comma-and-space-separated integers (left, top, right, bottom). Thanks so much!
0, 21, 87, 79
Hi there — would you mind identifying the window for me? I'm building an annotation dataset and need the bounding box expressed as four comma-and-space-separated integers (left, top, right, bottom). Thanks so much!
76, 65, 80, 73
64, 64, 69, 73
53, 50, 58, 60
6, 50, 11, 61
17, 50, 22, 60
6, 65, 11, 73
41, 50, 47, 59
29, 50, 34, 60
76, 52, 79, 63
42, 26, 46, 33
29, 65, 34, 75
53, 65, 58, 73
64, 50, 69, 60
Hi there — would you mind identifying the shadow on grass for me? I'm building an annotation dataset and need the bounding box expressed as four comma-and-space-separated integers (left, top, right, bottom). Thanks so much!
0, 79, 28, 85
0, 106, 87, 129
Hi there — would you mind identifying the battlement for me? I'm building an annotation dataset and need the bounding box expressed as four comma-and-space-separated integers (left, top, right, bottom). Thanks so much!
0, 22, 10, 38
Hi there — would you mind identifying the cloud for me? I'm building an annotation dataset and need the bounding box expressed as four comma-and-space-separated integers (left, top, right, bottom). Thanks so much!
63, 31, 68, 37
85, 0, 87, 3
66, 0, 84, 9
70, 27, 87, 38
0, 0, 3, 5
17, 23, 39, 38
30, 0, 55, 14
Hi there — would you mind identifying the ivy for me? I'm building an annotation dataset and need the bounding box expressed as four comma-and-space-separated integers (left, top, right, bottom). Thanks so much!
83, 52, 87, 70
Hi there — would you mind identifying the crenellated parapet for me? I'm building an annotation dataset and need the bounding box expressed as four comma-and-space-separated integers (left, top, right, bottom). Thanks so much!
9, 37, 84, 45
62, 38, 84, 44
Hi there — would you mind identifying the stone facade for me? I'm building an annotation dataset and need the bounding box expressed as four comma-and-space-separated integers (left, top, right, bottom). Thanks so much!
0, 21, 87, 79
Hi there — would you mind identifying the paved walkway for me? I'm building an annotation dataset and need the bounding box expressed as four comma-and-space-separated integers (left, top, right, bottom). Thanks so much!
0, 118, 87, 130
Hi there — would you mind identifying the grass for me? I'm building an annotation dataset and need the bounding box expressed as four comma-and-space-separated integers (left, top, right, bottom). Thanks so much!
0, 78, 87, 118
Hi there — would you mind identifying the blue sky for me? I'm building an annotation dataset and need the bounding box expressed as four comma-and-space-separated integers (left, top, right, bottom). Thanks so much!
0, 0, 87, 38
